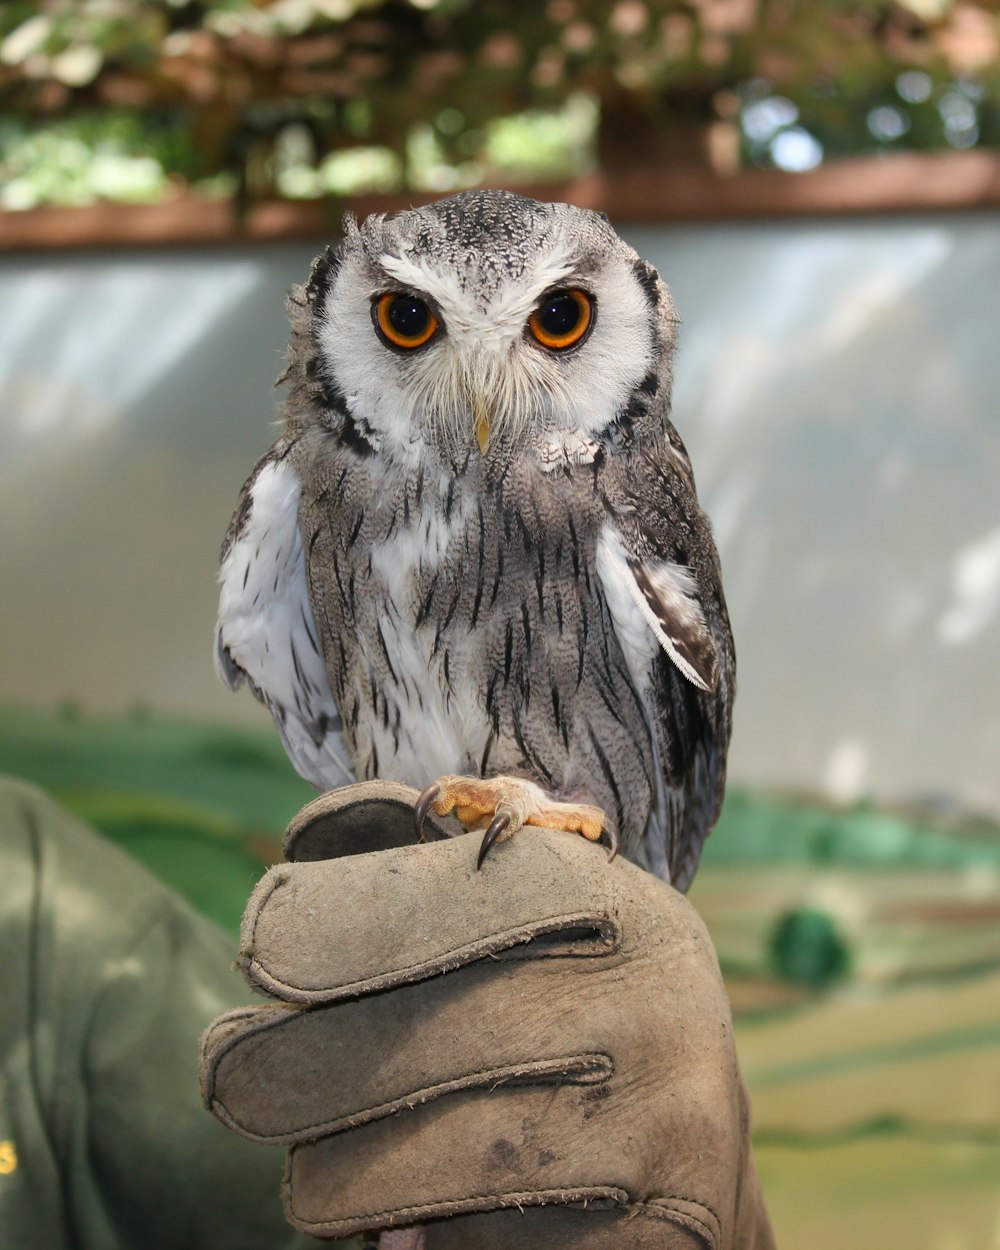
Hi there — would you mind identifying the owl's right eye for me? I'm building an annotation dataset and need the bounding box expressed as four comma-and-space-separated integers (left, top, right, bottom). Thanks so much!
373, 293, 439, 350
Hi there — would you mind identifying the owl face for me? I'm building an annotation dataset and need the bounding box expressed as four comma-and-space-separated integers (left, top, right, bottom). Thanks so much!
308, 191, 679, 469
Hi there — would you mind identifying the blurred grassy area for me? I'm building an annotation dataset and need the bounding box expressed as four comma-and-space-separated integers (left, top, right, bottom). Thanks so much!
755, 1134, 1000, 1250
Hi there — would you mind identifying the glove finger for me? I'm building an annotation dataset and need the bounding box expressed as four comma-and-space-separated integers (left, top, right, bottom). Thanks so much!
201, 957, 613, 1144
282, 1083, 723, 1248
426, 1207, 706, 1249
240, 830, 636, 1004
282, 782, 456, 862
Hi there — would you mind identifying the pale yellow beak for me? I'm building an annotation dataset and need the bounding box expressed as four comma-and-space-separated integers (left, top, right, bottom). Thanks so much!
473, 396, 491, 456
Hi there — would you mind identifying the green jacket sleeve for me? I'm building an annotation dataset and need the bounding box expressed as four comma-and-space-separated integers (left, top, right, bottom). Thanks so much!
0, 776, 311, 1250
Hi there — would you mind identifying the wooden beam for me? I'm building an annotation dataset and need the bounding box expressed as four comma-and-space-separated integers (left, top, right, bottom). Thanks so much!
3, 150, 1000, 253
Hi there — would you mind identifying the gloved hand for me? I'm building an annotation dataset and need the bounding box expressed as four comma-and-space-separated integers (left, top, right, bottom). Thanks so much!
200, 782, 774, 1249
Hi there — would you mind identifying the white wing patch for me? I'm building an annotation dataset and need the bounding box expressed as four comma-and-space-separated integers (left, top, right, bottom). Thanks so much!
595, 525, 716, 693
538, 428, 601, 473
215, 458, 353, 791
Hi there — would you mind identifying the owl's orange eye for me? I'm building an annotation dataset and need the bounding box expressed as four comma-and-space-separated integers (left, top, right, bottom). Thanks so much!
528, 289, 594, 351
374, 293, 439, 349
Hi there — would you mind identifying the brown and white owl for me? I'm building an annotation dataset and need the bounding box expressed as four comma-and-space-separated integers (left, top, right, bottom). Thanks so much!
215, 190, 734, 888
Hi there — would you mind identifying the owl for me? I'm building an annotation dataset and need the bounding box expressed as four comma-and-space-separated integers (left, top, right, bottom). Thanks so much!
215, 190, 734, 888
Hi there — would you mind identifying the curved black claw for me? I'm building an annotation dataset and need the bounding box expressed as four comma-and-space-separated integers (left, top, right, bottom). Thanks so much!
600, 821, 621, 863
414, 783, 441, 843
476, 812, 512, 870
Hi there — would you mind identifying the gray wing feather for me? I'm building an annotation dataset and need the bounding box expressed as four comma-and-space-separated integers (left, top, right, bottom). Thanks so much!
596, 446, 734, 889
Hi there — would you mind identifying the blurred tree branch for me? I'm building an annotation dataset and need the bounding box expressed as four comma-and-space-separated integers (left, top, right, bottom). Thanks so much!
0, 1, 997, 205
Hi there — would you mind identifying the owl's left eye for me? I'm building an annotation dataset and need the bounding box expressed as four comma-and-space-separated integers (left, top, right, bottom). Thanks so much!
528, 289, 594, 351
373, 293, 439, 350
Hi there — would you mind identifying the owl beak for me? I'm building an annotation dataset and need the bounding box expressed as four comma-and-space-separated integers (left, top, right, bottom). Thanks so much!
473, 397, 491, 456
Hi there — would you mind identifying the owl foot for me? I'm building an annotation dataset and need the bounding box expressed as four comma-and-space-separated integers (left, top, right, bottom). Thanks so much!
414, 774, 619, 870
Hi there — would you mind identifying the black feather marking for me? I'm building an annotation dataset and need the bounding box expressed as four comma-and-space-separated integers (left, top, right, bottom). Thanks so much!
503, 620, 514, 684
637, 369, 659, 397
535, 548, 546, 618
485, 672, 501, 732
554, 678, 571, 750
469, 578, 485, 630
322, 378, 351, 422
308, 526, 322, 559
332, 551, 350, 611
511, 712, 551, 785
551, 683, 562, 729
439, 586, 462, 634
444, 478, 456, 522
586, 721, 624, 833
480, 730, 496, 778
345, 510, 365, 550
490, 546, 505, 606
514, 510, 536, 555
631, 258, 661, 308
592, 669, 623, 727
289, 638, 304, 685
375, 620, 398, 683
414, 571, 440, 629
567, 514, 580, 579
576, 609, 588, 687
521, 601, 532, 651
305, 245, 339, 309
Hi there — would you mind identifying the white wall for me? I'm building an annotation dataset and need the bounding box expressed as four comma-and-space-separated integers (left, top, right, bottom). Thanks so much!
2, 215, 997, 813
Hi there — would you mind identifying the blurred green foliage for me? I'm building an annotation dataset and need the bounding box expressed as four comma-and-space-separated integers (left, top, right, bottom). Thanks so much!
0, 1, 997, 207
770, 906, 851, 990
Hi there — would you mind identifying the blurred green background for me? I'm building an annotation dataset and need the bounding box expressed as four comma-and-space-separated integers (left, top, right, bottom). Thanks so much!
2, 3, 1000, 1248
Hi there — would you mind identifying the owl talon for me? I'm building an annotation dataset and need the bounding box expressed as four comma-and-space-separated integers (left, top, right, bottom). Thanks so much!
414, 783, 441, 842
476, 812, 512, 870
600, 821, 621, 863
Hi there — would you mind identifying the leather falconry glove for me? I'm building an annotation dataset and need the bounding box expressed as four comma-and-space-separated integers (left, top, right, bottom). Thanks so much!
200, 781, 774, 1250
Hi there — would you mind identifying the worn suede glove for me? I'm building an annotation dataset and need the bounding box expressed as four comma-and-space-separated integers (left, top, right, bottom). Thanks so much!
200, 782, 774, 1249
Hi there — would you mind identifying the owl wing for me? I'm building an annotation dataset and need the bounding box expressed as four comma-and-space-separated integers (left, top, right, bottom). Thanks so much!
595, 454, 734, 890
215, 443, 353, 792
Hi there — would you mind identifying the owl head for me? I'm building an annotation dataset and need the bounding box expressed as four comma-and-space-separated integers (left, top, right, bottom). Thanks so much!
282, 190, 680, 472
